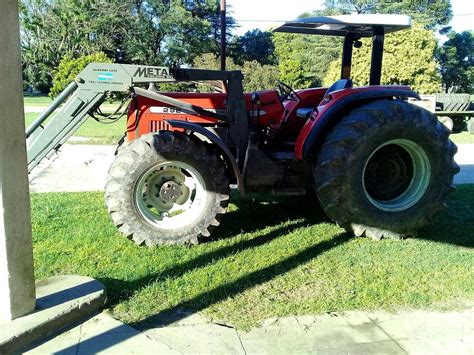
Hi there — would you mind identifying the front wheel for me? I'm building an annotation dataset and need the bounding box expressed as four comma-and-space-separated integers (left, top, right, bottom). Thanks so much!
313, 99, 459, 240
105, 132, 229, 246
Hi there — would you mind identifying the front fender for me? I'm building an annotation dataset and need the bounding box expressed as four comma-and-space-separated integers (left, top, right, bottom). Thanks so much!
166, 120, 244, 194
296, 86, 421, 159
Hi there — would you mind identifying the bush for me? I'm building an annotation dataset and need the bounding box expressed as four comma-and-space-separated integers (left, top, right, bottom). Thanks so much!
49, 52, 112, 98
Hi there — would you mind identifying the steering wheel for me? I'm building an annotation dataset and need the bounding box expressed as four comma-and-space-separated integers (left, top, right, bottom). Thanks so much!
277, 81, 301, 102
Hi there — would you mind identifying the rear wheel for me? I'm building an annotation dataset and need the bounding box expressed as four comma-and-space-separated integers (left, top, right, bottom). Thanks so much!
313, 99, 459, 240
105, 131, 229, 246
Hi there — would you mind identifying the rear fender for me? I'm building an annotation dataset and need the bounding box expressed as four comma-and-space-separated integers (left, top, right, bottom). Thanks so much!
296, 86, 421, 159
166, 120, 244, 194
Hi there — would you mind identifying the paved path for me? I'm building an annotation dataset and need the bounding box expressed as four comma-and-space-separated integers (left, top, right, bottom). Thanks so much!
29, 145, 115, 193
454, 144, 474, 184
25, 307, 473, 354
29, 143, 474, 193
25, 105, 49, 113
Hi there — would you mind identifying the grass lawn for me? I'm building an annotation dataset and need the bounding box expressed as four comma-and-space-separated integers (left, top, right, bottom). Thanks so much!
24, 95, 53, 106
450, 131, 474, 145
25, 112, 126, 145
31, 186, 474, 330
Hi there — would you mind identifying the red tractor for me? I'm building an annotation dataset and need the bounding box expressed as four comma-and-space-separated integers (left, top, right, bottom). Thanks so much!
27, 15, 459, 246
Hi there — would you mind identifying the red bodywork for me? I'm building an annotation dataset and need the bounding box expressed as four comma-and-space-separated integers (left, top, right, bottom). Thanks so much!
127, 90, 286, 139
294, 85, 413, 159
126, 85, 411, 160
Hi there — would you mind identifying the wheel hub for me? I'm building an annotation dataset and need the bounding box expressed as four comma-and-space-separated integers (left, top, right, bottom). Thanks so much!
364, 144, 414, 201
134, 162, 207, 230
362, 139, 431, 212
159, 180, 183, 203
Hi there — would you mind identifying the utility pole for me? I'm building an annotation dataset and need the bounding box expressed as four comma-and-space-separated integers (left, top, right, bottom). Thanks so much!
0, 0, 36, 320
220, 0, 226, 71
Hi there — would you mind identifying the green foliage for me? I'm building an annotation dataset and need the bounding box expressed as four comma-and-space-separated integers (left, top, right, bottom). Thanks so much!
324, 0, 452, 29
20, 0, 236, 92
20, 0, 131, 91
241, 61, 280, 92
273, 32, 342, 89
323, 24, 442, 94
49, 52, 112, 98
230, 29, 276, 65
193, 53, 279, 92
436, 31, 474, 93
193, 53, 240, 71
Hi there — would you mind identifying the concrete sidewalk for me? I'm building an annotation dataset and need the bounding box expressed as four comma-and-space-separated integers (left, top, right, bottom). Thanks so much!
29, 143, 474, 193
29, 145, 115, 193
25, 307, 473, 354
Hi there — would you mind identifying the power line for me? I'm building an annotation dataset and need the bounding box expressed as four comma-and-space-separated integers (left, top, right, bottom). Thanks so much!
236, 19, 287, 22
235, 14, 474, 23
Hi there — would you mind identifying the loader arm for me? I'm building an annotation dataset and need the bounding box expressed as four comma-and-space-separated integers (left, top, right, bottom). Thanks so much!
26, 63, 247, 172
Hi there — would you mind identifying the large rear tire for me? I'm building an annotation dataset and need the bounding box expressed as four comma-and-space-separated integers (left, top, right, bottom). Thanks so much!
313, 99, 459, 240
105, 131, 229, 246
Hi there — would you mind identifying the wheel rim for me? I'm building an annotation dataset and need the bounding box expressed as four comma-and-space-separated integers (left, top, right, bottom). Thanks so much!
134, 162, 207, 230
362, 139, 431, 212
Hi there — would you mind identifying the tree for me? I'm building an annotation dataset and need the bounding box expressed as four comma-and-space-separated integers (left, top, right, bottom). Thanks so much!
193, 53, 279, 92
324, 0, 452, 29
20, 0, 236, 92
240, 61, 280, 92
133, 0, 235, 66
273, 32, 342, 89
49, 52, 112, 98
20, 0, 132, 91
436, 31, 474, 93
272, 9, 343, 89
323, 23, 442, 94
230, 29, 276, 65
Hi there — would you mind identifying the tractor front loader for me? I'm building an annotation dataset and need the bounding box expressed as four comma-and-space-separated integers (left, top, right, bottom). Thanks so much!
27, 15, 459, 246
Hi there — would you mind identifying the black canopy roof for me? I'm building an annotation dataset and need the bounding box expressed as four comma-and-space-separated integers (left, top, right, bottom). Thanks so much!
273, 15, 411, 37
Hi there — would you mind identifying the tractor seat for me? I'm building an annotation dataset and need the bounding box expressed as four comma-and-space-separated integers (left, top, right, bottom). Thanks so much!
325, 79, 353, 94
296, 107, 313, 119
296, 79, 353, 119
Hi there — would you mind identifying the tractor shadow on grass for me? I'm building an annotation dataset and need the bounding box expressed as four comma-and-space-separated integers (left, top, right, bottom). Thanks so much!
95, 187, 472, 338
94, 193, 352, 336
210, 191, 329, 241
102, 192, 333, 308
100, 186, 473, 315
133, 231, 352, 331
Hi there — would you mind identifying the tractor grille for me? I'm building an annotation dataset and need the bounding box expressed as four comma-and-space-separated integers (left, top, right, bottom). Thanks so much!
150, 120, 171, 132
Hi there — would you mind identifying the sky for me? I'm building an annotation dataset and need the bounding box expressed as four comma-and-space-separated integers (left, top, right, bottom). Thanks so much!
227, 0, 474, 36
